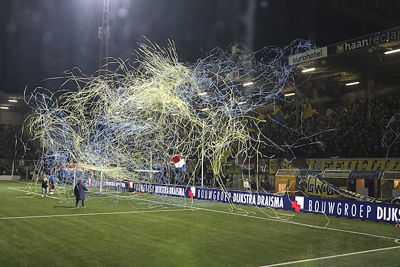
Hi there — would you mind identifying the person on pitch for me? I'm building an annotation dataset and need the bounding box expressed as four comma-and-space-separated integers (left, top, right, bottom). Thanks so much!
49, 174, 56, 194
74, 179, 88, 208
41, 178, 48, 197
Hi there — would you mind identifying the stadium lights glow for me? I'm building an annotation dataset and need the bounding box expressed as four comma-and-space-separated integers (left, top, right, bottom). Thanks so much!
284, 92, 295, 97
345, 81, 360, 86
243, 82, 254, 87
8, 99, 18, 103
302, 67, 315, 73
237, 101, 247, 105
384, 48, 400, 55
0, 107, 9, 110
198, 92, 207, 96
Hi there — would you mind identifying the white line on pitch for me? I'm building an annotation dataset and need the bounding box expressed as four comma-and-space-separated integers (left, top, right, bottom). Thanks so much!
8, 187, 63, 200
261, 245, 400, 266
8, 186, 120, 200
0, 209, 187, 220
193, 206, 399, 241
128, 195, 399, 242
8, 186, 398, 243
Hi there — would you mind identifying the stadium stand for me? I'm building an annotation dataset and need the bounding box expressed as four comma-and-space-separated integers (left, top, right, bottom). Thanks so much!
262, 88, 400, 158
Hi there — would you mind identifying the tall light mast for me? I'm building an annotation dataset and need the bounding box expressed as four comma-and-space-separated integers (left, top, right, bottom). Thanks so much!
98, 0, 110, 74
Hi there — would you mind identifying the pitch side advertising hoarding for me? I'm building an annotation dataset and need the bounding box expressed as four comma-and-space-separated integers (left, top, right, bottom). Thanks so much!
132, 183, 399, 224
293, 196, 400, 224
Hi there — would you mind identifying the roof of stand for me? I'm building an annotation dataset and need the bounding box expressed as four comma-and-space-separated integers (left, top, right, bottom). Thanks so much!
0, 91, 27, 113
291, 26, 400, 104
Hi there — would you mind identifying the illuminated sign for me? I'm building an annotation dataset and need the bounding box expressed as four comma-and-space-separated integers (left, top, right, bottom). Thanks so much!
288, 47, 327, 66
330, 27, 400, 54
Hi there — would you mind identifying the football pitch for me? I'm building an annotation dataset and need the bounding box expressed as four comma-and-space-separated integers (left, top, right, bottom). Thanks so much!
1, 181, 399, 266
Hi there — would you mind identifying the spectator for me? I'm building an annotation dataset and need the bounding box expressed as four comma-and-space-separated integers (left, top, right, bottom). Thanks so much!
74, 179, 88, 208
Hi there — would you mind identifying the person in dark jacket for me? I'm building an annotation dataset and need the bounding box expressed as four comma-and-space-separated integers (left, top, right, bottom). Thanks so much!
74, 179, 88, 208
41, 178, 48, 197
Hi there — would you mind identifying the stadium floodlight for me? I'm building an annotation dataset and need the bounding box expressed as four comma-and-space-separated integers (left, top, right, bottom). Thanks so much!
0, 106, 9, 110
302, 67, 315, 73
345, 81, 360, 86
243, 82, 254, 87
198, 92, 207, 96
8, 99, 18, 103
284, 92, 295, 97
384, 48, 400, 55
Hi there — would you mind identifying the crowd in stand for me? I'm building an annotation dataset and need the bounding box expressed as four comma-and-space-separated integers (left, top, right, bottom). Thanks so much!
0, 124, 37, 160
1, 90, 399, 168
0, 124, 20, 160
264, 91, 400, 159
0, 124, 39, 175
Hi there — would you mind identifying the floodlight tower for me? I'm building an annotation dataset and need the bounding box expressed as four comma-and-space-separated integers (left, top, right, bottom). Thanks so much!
98, 0, 110, 74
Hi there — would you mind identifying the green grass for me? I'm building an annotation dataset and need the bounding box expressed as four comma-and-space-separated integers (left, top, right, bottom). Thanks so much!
1, 181, 399, 267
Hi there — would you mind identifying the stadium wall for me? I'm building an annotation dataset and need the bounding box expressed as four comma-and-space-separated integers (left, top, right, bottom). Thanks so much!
0, 110, 24, 125
0, 175, 21, 181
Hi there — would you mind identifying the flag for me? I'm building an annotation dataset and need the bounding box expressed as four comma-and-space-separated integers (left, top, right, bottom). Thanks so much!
169, 155, 186, 171
271, 110, 285, 123
268, 106, 285, 123
303, 102, 318, 119
256, 114, 265, 122
188, 187, 196, 199
325, 108, 333, 116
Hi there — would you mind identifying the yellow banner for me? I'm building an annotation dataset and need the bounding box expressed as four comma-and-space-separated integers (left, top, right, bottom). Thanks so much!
302, 176, 338, 198
307, 158, 400, 171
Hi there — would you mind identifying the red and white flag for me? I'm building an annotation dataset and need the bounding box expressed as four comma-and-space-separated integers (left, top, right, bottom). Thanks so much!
168, 155, 185, 169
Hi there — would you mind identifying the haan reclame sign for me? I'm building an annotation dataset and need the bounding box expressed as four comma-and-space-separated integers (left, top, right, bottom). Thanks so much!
132, 183, 399, 224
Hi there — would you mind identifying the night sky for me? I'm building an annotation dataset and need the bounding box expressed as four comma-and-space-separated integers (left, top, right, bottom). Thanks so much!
0, 0, 397, 95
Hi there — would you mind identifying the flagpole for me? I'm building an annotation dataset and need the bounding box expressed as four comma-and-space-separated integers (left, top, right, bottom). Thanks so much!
73, 165, 77, 186
248, 158, 251, 190
256, 152, 259, 192
100, 169, 103, 193
201, 146, 204, 188
150, 151, 153, 182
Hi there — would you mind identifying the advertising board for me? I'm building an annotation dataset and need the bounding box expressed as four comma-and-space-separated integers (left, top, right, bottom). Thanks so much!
132, 183, 400, 224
